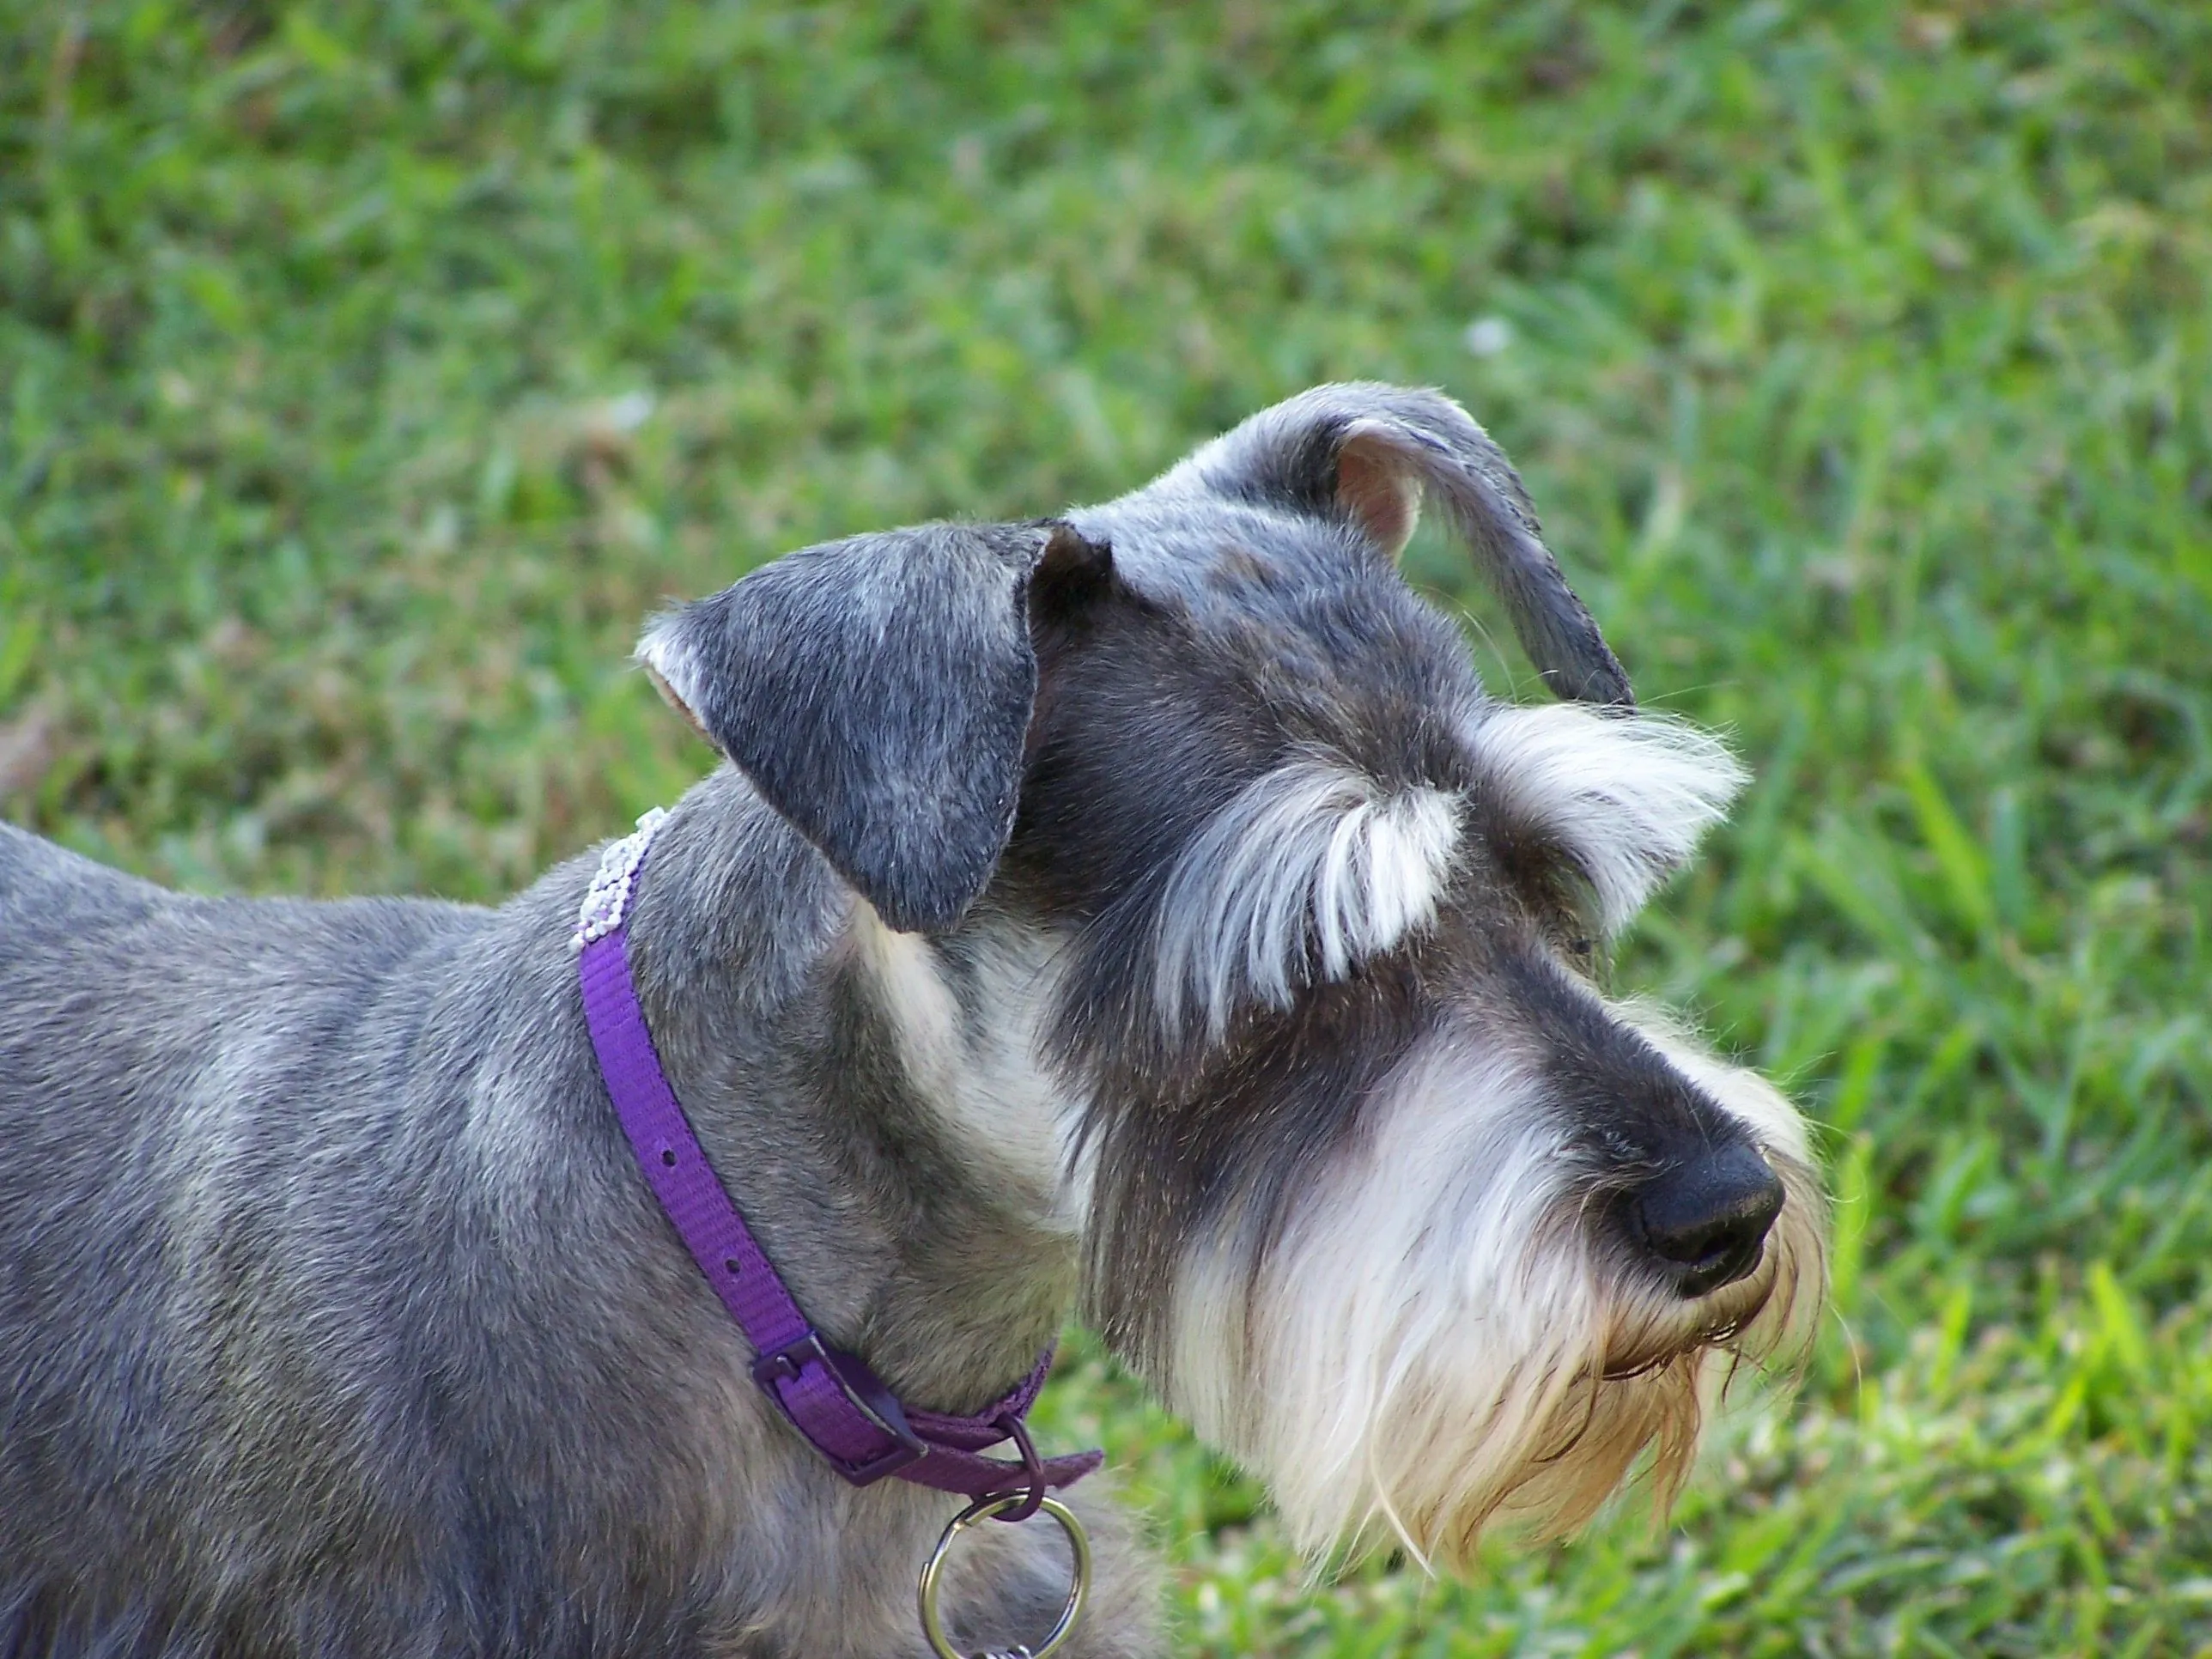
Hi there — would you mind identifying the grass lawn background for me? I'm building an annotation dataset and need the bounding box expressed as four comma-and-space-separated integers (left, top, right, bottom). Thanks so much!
3, 3, 2209, 1652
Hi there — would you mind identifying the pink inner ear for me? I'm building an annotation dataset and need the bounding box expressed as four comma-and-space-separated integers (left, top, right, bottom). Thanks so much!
1335, 433, 1425, 558
643, 662, 720, 752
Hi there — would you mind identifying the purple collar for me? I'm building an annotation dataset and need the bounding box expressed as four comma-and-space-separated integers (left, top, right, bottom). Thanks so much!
574, 810, 1101, 1510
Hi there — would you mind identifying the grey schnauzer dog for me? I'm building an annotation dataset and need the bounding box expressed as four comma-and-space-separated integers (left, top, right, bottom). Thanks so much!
0, 384, 1824, 1658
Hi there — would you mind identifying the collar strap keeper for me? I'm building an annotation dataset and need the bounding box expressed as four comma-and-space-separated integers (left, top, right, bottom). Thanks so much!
574, 809, 1102, 1500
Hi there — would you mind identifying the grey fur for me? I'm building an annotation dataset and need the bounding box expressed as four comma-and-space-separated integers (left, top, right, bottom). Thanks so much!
0, 383, 1819, 1657
0, 793, 1149, 1659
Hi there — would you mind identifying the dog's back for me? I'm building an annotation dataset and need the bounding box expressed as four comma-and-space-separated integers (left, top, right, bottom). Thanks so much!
0, 822, 513, 1655
0, 819, 167, 939
0, 821, 489, 1142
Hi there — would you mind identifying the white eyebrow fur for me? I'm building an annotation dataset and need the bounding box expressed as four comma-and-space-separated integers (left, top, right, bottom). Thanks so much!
1154, 759, 1461, 1038
1465, 703, 1747, 933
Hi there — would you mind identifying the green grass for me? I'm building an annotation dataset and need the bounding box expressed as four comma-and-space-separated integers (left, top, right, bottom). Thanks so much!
4, 2, 2210, 1652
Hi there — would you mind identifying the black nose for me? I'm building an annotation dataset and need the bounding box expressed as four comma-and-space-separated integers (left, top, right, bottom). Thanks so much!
1633, 1145, 1784, 1298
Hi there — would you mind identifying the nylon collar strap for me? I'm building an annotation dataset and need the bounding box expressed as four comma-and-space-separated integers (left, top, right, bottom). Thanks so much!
574, 809, 1102, 1501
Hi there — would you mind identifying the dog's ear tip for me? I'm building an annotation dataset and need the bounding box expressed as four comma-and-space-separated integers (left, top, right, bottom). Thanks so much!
635, 610, 727, 750
1576, 672, 1638, 711
1037, 518, 1111, 567
867, 889, 976, 938
632, 605, 688, 681
641, 659, 721, 750
1528, 632, 1636, 709
1029, 520, 1115, 616
831, 810, 1013, 936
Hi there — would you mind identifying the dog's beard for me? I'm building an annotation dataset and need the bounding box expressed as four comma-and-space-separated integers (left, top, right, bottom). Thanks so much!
1160, 1044, 1826, 1570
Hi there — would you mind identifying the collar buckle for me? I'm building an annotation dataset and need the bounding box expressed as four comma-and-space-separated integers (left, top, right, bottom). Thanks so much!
751, 1330, 931, 1486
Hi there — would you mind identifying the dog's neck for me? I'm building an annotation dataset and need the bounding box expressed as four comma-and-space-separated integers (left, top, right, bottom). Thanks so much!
616, 766, 1084, 1413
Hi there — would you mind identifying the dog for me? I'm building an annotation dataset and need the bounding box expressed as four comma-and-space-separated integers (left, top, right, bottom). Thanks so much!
0, 383, 1825, 1658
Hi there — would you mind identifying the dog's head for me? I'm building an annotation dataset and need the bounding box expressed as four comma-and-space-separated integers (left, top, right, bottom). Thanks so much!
640, 384, 1826, 1567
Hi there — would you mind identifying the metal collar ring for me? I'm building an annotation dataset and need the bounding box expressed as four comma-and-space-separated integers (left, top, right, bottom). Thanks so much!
917, 1492, 1092, 1659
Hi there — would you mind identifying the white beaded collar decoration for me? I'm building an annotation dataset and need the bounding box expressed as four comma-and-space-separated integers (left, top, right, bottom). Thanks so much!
574, 807, 669, 950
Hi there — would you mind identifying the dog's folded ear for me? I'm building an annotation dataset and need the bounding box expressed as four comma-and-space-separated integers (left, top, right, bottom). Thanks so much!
638, 520, 1109, 934
1182, 382, 1634, 708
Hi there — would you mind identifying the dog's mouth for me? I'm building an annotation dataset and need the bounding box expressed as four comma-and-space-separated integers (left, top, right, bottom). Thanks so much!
1597, 1286, 1770, 1381
1600, 1160, 1825, 1382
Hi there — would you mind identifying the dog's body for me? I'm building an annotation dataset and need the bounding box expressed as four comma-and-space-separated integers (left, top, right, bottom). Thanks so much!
0, 386, 1823, 1658
0, 790, 1145, 1657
